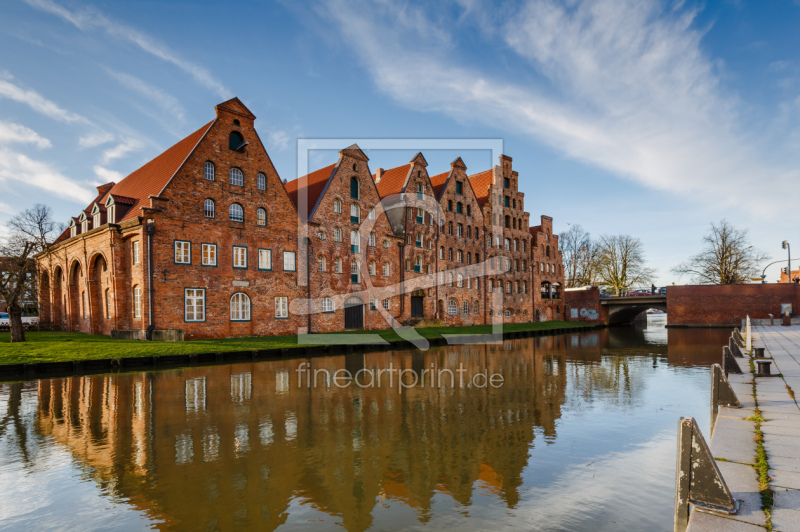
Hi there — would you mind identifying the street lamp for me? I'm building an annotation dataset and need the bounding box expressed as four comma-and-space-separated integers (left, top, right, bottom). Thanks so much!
783, 241, 791, 282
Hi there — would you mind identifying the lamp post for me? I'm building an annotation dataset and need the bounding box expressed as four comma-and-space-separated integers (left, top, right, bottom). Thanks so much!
783, 241, 791, 282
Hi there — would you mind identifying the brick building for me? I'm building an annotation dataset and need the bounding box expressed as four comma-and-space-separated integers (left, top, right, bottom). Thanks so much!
36, 98, 566, 339
779, 268, 800, 284
530, 216, 565, 321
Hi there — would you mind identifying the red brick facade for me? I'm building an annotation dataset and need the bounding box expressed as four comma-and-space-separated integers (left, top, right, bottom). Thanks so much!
530, 216, 565, 321
36, 99, 566, 339
667, 284, 799, 326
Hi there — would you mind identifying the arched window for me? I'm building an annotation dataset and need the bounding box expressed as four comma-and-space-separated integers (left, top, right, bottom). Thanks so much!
405, 259, 411, 271
351, 258, 360, 283
350, 230, 360, 253
474, 301, 480, 315
369, 232, 376, 247
322, 297, 334, 313
350, 203, 360, 223
457, 224, 463, 237
439, 247, 444, 259
204, 161, 215, 181
448, 272, 454, 286
350, 177, 359, 199
230, 293, 251, 321
457, 250, 463, 263
414, 256, 422, 273
334, 227, 342, 242
333, 198, 342, 213
546, 246, 551, 257
448, 299, 458, 315
505, 238, 511, 251
448, 248, 453, 261
369, 261, 376, 276
457, 274, 463, 288
382, 262, 390, 276
463, 300, 469, 314
256, 208, 266, 226
318, 255, 326, 272
133, 286, 141, 318
257, 172, 266, 190
523, 281, 528, 294
204, 199, 215, 218
229, 203, 244, 222
229, 167, 243, 187
506, 281, 512, 293
515, 281, 520, 294
334, 257, 342, 273
229, 131, 245, 151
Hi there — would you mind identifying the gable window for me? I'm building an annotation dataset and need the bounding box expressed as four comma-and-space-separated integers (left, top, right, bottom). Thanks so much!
257, 172, 266, 190
183, 288, 206, 321
133, 286, 141, 318
258, 249, 272, 270
175, 241, 191, 264
504, 177, 510, 188
233, 246, 247, 269
318, 230, 326, 240
350, 203, 360, 224
230, 168, 244, 187
204, 161, 215, 181
456, 181, 463, 195
504, 196, 510, 207
456, 202, 463, 214
416, 182, 423, 199
448, 200, 453, 212
467, 205, 471, 216
275, 297, 288, 318
256, 208, 267, 226
229, 203, 244, 222
322, 298, 334, 313
82, 219, 88, 233
70, 224, 76, 238
230, 293, 251, 321
93, 211, 101, 228
350, 177, 359, 199
229, 131, 245, 151
132, 241, 140, 265
334, 198, 342, 213
202, 244, 217, 266
204, 199, 215, 218
416, 207, 423, 224
283, 251, 296, 271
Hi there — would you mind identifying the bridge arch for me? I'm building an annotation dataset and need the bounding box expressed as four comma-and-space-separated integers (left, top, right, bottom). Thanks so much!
607, 304, 667, 325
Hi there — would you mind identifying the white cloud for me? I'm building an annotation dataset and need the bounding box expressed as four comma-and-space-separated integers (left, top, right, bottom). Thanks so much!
26, 0, 230, 99
78, 131, 114, 148
268, 129, 290, 151
0, 147, 94, 203
0, 76, 87, 123
93, 165, 124, 182
313, 0, 799, 216
0, 121, 52, 149
104, 69, 186, 124
100, 138, 144, 164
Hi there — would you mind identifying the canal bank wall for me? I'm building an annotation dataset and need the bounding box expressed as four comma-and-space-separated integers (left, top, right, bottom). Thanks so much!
0, 323, 605, 382
668, 284, 800, 328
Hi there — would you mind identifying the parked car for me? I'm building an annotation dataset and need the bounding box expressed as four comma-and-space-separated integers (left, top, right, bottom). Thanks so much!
628, 289, 652, 297
0, 312, 39, 330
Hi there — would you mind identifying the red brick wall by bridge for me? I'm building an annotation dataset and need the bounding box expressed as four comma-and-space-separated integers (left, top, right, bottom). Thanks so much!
667, 284, 800, 327
563, 287, 609, 325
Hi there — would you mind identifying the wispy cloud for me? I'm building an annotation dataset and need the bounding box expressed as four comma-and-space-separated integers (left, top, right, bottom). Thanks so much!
100, 138, 143, 164
312, 0, 799, 216
0, 147, 93, 203
0, 74, 87, 123
105, 69, 186, 124
78, 130, 114, 148
26, 0, 230, 99
267, 129, 290, 151
93, 165, 124, 182
0, 121, 52, 149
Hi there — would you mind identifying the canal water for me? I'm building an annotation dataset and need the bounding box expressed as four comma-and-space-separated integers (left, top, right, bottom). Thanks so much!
0, 319, 730, 531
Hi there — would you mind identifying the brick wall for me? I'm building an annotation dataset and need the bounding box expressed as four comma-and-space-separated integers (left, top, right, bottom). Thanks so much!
531, 215, 565, 321
667, 284, 800, 326
563, 287, 608, 324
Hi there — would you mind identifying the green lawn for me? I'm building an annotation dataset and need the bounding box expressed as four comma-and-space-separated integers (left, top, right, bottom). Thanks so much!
0, 321, 589, 366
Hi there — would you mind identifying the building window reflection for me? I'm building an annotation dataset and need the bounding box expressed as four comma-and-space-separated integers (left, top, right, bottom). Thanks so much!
185, 377, 206, 413
231, 372, 252, 403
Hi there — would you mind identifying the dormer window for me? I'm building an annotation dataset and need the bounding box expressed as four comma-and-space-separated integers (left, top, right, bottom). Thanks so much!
107, 205, 115, 224
82, 220, 88, 233
350, 177, 359, 199
70, 224, 76, 238
229, 131, 246, 152
93, 212, 101, 228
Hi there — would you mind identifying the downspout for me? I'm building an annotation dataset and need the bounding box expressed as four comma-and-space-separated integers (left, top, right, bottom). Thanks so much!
145, 221, 156, 340
305, 236, 312, 333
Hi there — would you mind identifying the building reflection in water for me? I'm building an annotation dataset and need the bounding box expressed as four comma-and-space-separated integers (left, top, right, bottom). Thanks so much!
0, 326, 731, 531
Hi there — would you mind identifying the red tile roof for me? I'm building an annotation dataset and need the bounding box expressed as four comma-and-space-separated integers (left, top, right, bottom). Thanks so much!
467, 169, 493, 207
373, 164, 410, 198
429, 170, 450, 200
284, 163, 337, 220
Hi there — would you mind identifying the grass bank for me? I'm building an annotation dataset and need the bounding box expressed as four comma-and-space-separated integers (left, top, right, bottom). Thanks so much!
0, 321, 589, 366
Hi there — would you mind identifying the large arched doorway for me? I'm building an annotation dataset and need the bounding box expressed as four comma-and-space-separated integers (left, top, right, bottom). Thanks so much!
52, 266, 63, 327
68, 261, 83, 330
89, 254, 107, 333
39, 269, 51, 325
411, 289, 425, 318
344, 296, 364, 330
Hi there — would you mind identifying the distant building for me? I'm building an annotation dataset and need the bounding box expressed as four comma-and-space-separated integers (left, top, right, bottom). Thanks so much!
779, 268, 800, 284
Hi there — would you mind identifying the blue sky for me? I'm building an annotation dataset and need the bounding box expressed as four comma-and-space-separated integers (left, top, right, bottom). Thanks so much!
1, 0, 799, 285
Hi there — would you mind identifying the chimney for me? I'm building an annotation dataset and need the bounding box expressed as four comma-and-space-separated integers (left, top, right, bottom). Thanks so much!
96, 182, 115, 197
374, 168, 383, 183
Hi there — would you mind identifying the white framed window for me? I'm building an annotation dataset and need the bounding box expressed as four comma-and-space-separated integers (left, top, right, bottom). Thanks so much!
505, 310, 511, 318
283, 251, 296, 271
369, 261, 376, 276
334, 227, 342, 242
229, 203, 244, 222
185, 288, 205, 322
350, 203, 360, 223
382, 262, 390, 277
351, 258, 360, 283
318, 255, 327, 272
335, 257, 343, 273
370, 298, 377, 310
463, 301, 469, 314
132, 241, 140, 265
204, 199, 215, 218
233, 246, 247, 269
230, 293, 251, 321
457, 224, 462, 237
368, 207, 375, 220
333, 198, 342, 213
369, 232, 376, 247
448, 300, 457, 315
258, 249, 272, 270
350, 230, 360, 253
275, 297, 288, 318
202, 244, 217, 266
383, 298, 390, 310
82, 220, 88, 233
93, 212, 101, 228
256, 208, 267, 226
505, 238, 511, 251
521, 241, 526, 252
457, 274, 463, 288
322, 298, 334, 313
257, 172, 266, 190
204, 161, 215, 181
133, 286, 141, 318
229, 167, 244, 187
318, 230, 326, 240
457, 250, 463, 263
70, 225, 76, 238
175, 241, 191, 264
439, 247, 444, 260
416, 233, 422, 247
488, 279, 494, 293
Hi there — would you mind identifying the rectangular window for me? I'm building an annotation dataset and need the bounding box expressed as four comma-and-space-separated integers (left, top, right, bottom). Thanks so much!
175, 241, 191, 264
415, 234, 422, 247
201, 244, 217, 266
283, 251, 296, 271
275, 296, 288, 318
504, 177, 510, 188
457, 224, 462, 237
132, 241, 140, 265
233, 246, 247, 269
259, 249, 272, 270
369, 298, 377, 310
185, 288, 205, 322
383, 298, 390, 310
456, 203, 463, 214
133, 287, 141, 318
456, 181, 463, 195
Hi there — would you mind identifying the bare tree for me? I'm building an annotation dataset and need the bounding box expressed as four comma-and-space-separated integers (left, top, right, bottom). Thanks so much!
0, 204, 61, 342
673, 220, 768, 284
595, 234, 655, 295
561, 224, 599, 287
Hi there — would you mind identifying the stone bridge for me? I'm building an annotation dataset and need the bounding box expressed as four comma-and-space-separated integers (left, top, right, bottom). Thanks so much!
600, 295, 667, 325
